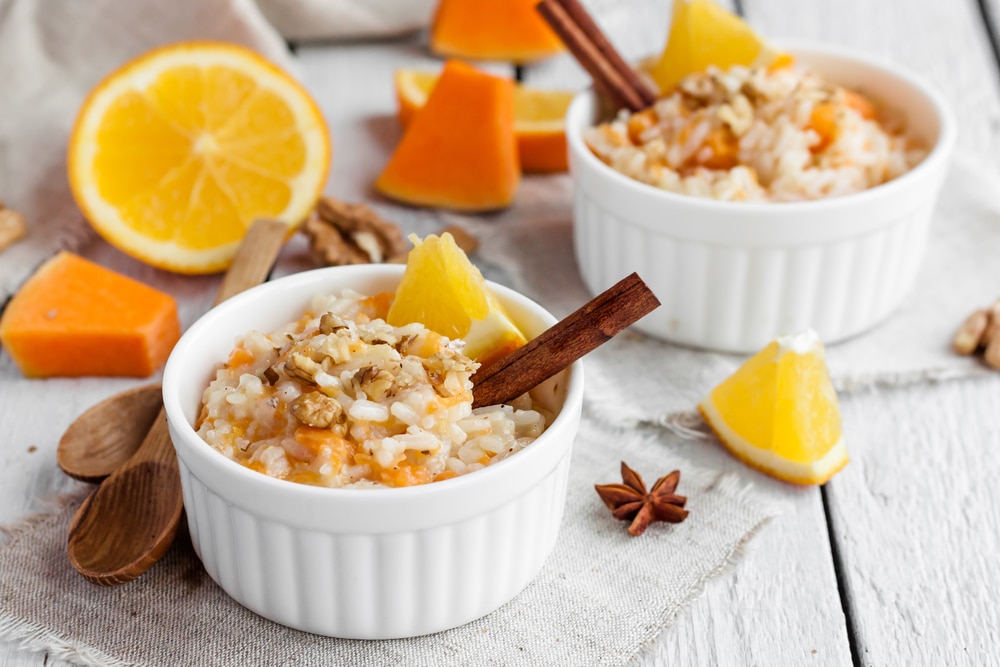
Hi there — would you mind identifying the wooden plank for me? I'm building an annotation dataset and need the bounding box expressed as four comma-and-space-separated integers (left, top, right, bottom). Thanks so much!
655, 472, 852, 665
829, 378, 1000, 665
981, 0, 1000, 70
742, 0, 1000, 663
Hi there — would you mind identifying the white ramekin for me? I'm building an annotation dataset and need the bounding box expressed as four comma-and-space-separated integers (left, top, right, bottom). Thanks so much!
162, 264, 583, 639
567, 43, 956, 353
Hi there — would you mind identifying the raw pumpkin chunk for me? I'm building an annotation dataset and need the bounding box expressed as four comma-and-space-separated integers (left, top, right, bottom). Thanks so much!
395, 68, 574, 173
377, 61, 519, 211
430, 0, 565, 63
0, 252, 180, 377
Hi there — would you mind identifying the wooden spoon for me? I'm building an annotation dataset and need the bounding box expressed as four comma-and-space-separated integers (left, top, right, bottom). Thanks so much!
58, 383, 162, 482
67, 218, 289, 586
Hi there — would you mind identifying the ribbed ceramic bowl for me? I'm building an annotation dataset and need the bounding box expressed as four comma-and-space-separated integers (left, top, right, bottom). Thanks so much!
162, 264, 583, 639
567, 43, 956, 353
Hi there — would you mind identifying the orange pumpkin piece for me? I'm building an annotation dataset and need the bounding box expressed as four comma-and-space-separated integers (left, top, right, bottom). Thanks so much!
376, 61, 519, 211
699, 127, 739, 169
808, 90, 877, 153
0, 252, 180, 377
430, 0, 565, 63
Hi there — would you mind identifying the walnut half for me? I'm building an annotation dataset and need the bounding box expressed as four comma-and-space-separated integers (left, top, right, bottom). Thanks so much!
290, 391, 344, 429
302, 197, 407, 266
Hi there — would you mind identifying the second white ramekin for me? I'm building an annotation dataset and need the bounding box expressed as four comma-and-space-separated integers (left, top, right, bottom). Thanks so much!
162, 264, 583, 639
566, 43, 956, 353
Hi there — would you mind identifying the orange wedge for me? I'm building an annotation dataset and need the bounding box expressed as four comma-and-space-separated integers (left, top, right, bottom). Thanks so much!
387, 233, 527, 368
698, 329, 848, 485
649, 0, 783, 92
68, 41, 331, 274
395, 69, 573, 173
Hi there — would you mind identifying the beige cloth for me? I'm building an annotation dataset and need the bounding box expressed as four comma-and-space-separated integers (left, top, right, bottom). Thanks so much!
0, 422, 777, 667
0, 0, 433, 301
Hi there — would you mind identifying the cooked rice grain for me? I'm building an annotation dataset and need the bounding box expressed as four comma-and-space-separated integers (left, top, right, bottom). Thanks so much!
584, 64, 925, 202
197, 290, 548, 489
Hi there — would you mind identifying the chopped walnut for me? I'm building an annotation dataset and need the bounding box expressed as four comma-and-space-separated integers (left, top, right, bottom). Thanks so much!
717, 94, 754, 137
351, 365, 396, 401
302, 197, 407, 266
284, 352, 324, 384
291, 391, 344, 428
424, 352, 477, 397
319, 312, 347, 335
0, 200, 26, 252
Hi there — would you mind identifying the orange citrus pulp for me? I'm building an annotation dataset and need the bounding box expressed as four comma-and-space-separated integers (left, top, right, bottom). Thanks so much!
387, 233, 527, 368
68, 41, 331, 274
698, 329, 848, 485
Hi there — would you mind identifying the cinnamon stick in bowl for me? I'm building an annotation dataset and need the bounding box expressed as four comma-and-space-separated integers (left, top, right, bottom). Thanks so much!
472, 273, 659, 408
536, 0, 657, 112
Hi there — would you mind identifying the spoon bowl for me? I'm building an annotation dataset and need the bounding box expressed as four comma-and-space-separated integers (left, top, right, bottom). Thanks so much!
67, 415, 182, 585
66, 218, 289, 585
58, 383, 162, 483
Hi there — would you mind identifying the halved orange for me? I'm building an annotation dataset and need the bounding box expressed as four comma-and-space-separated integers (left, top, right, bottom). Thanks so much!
395, 69, 574, 173
68, 41, 331, 274
698, 329, 848, 485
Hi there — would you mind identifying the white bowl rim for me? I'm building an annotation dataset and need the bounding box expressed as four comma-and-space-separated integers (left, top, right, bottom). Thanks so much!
566, 40, 958, 215
162, 264, 585, 504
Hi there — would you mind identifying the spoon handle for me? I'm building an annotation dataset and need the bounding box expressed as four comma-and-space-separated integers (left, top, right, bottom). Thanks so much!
67, 217, 290, 586
215, 218, 289, 305
129, 408, 173, 465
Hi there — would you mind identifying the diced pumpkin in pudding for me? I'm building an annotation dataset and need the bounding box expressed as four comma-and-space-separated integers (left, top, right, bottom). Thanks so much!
700, 127, 739, 169
430, 0, 565, 63
808, 102, 839, 152
376, 61, 519, 211
808, 91, 876, 153
0, 252, 180, 377
844, 90, 876, 120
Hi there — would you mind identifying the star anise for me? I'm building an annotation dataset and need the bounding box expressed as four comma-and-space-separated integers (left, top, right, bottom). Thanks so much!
595, 461, 689, 536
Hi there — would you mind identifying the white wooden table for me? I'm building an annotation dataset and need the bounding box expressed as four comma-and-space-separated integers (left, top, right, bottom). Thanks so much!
3, 1, 1000, 664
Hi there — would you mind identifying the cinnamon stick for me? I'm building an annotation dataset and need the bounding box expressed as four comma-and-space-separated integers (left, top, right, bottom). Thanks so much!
471, 273, 660, 408
555, 0, 658, 107
536, 0, 648, 112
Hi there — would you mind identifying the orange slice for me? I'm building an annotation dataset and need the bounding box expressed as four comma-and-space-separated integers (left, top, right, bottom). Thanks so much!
68, 41, 331, 274
649, 0, 783, 92
387, 233, 527, 368
395, 68, 574, 173
697, 329, 848, 485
